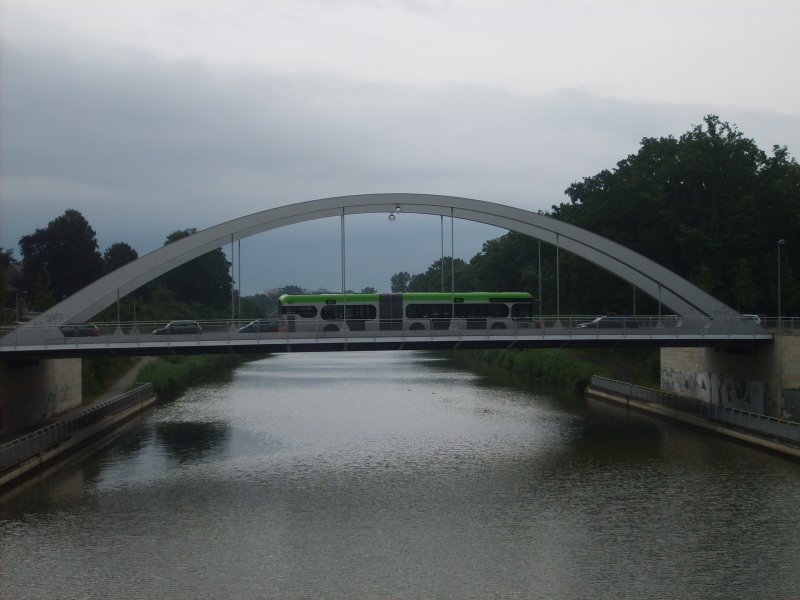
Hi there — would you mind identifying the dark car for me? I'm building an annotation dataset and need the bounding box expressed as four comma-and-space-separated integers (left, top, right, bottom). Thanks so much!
238, 319, 286, 333
60, 323, 101, 337
152, 320, 202, 335
577, 315, 639, 329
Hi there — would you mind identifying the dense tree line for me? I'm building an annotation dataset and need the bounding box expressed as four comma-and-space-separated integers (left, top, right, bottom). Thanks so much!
396, 116, 800, 317
2, 210, 234, 323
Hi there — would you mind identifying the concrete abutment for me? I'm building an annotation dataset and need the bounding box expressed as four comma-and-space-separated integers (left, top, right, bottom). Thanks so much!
661, 332, 800, 419
0, 358, 82, 437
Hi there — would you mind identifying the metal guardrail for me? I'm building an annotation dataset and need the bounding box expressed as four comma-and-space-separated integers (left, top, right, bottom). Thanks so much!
590, 376, 800, 445
0, 383, 154, 473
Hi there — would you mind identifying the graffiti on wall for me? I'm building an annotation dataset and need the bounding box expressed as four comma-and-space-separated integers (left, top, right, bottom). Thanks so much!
662, 367, 770, 414
696, 372, 765, 413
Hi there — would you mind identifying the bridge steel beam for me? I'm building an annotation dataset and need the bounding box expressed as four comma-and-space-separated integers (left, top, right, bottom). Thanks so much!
20, 193, 738, 329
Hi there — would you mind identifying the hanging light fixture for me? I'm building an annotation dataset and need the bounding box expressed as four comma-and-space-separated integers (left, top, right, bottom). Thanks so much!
394, 203, 402, 213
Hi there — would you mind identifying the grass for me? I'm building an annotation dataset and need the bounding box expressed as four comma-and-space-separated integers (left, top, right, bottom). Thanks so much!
137, 354, 262, 400
452, 347, 659, 393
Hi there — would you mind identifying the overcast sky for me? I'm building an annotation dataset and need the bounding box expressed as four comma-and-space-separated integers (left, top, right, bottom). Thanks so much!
2, 0, 799, 294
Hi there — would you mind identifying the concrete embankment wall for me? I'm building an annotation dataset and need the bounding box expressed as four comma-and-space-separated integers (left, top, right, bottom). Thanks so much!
661, 332, 800, 419
0, 389, 157, 492
1, 359, 83, 435
586, 384, 800, 460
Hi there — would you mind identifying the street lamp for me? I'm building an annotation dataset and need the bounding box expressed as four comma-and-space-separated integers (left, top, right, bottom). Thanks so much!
778, 239, 785, 325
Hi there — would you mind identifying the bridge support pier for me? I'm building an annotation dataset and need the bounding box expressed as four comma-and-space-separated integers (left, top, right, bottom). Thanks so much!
0, 359, 83, 437
661, 333, 800, 419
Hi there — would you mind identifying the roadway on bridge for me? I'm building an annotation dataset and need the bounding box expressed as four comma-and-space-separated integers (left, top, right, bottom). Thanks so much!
0, 317, 773, 359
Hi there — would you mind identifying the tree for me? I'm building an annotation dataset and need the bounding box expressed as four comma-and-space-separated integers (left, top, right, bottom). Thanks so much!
19, 209, 104, 306
360, 286, 378, 294
408, 258, 475, 292
550, 115, 800, 315
103, 242, 139, 273
152, 229, 232, 313
32, 271, 55, 311
280, 284, 305, 295
390, 271, 410, 293
732, 258, 759, 312
470, 232, 540, 292
0, 248, 15, 322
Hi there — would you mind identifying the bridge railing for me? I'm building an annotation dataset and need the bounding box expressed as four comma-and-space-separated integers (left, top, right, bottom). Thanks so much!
0, 383, 154, 473
0, 314, 773, 348
590, 376, 800, 446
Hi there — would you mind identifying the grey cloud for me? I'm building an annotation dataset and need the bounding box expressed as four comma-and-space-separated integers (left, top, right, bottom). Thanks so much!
2, 37, 798, 293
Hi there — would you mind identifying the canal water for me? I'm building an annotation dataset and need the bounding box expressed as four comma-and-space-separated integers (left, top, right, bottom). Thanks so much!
2, 352, 800, 599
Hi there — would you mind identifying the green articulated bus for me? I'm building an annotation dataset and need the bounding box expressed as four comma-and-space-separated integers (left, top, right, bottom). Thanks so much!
278, 292, 536, 333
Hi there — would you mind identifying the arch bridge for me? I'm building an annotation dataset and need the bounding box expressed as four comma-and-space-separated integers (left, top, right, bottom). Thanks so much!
1, 193, 771, 358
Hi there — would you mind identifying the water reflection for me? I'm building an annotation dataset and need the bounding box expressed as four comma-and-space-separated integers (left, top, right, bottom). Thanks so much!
2, 351, 800, 600
153, 421, 229, 464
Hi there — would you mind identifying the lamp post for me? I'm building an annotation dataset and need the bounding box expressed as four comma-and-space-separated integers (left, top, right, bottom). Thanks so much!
778, 239, 785, 325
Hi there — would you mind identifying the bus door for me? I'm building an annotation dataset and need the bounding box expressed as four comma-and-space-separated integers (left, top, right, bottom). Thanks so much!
379, 293, 403, 331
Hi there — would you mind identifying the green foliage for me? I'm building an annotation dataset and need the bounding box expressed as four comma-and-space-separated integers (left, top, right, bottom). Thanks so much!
81, 357, 138, 400
470, 232, 540, 292
408, 257, 475, 292
138, 354, 251, 399
19, 209, 104, 307
281, 284, 305, 295
32, 271, 55, 311
461, 348, 613, 394
551, 115, 800, 315
0, 274, 7, 324
149, 229, 233, 314
390, 271, 410, 292
103, 242, 138, 273
0, 249, 10, 324
239, 293, 279, 318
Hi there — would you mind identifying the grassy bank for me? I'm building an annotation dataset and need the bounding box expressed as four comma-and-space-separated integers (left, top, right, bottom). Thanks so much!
82, 357, 139, 401
453, 347, 659, 393
137, 354, 263, 400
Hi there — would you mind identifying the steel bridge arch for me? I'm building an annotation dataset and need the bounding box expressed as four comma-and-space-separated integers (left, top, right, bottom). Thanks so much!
26, 193, 738, 327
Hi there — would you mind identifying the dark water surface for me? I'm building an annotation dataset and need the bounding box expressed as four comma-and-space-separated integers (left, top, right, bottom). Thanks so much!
2, 352, 799, 599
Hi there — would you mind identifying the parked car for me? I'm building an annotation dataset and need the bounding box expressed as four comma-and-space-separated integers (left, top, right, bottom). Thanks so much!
577, 315, 639, 329
60, 323, 101, 337
152, 320, 202, 335
238, 319, 286, 333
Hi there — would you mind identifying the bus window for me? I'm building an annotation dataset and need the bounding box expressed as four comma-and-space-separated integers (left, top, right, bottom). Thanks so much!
489, 304, 509, 318
283, 305, 318, 318
346, 305, 377, 320
406, 303, 453, 319
511, 303, 533, 319
453, 303, 508, 318
321, 305, 343, 320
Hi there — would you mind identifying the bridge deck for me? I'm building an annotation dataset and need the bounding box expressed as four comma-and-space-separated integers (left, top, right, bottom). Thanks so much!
0, 324, 774, 359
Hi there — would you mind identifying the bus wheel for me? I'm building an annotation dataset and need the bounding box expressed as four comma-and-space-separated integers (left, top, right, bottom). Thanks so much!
491, 322, 507, 330
323, 324, 339, 333
409, 323, 425, 331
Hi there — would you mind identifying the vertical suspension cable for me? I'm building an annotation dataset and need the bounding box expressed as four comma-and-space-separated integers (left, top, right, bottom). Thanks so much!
441, 215, 444, 293
556, 234, 560, 321
238, 238, 242, 320
450, 208, 455, 321
538, 240, 542, 322
341, 208, 346, 317
230, 234, 235, 324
